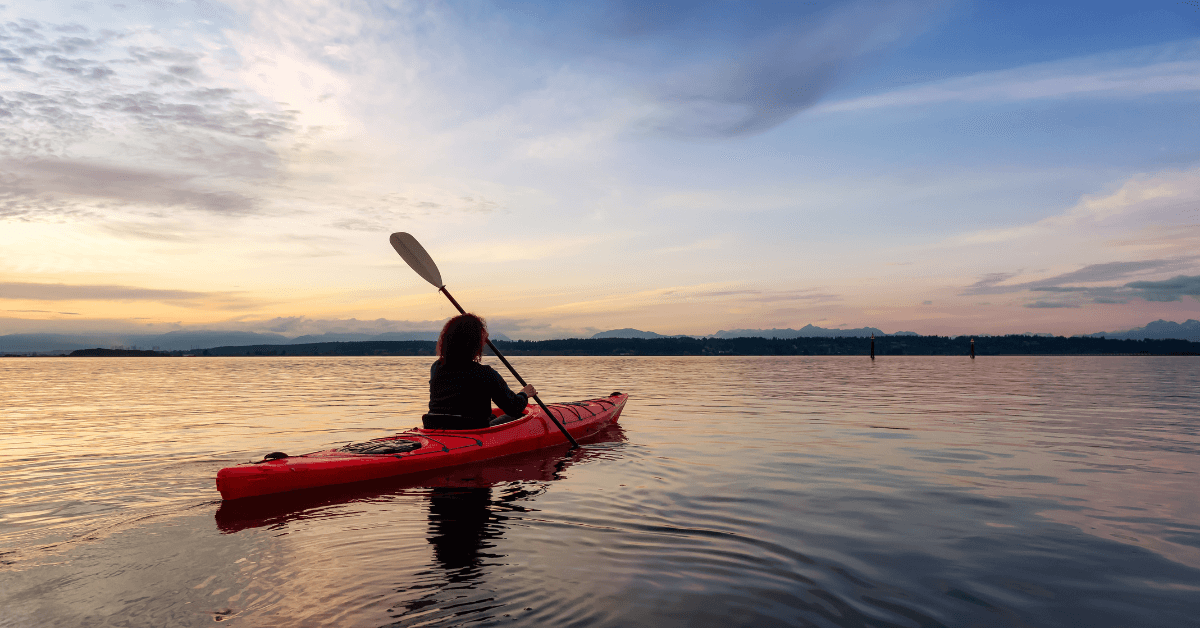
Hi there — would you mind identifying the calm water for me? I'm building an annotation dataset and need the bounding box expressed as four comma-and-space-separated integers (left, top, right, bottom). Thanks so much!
1, 356, 1198, 627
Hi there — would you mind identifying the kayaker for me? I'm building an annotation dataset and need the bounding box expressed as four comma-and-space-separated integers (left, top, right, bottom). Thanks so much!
425, 313, 536, 429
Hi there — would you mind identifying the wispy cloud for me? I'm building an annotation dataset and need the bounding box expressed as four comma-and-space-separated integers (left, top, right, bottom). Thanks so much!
327, 193, 501, 232
0, 159, 258, 217
962, 258, 1199, 296
545, 283, 842, 317
0, 282, 263, 311
1124, 275, 1200, 302
0, 281, 213, 301
630, 0, 951, 136
656, 238, 721, 254
0, 17, 294, 220
247, 316, 447, 335
948, 167, 1200, 248
817, 39, 1200, 114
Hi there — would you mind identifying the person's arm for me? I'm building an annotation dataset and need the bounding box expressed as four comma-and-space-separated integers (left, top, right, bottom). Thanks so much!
487, 367, 531, 417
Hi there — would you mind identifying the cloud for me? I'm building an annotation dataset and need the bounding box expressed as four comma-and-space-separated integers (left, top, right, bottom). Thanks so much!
1027, 259, 1197, 287
0, 18, 295, 220
0, 159, 258, 217
817, 39, 1200, 114
965, 266, 1200, 307
684, 288, 841, 303
327, 192, 500, 232
655, 238, 721, 254
0, 281, 212, 301
1124, 275, 1200, 302
437, 1, 949, 140
951, 167, 1200, 248
1030, 286, 1089, 293
962, 258, 1199, 296
248, 316, 447, 335
0, 22, 293, 151
625, 0, 949, 136
963, 272, 1018, 294
98, 220, 192, 241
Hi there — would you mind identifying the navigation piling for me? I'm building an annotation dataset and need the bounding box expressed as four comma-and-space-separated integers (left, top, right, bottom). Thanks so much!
870, 333, 875, 360
970, 338, 975, 359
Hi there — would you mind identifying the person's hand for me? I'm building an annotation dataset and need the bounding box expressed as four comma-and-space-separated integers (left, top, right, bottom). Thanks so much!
521, 384, 537, 398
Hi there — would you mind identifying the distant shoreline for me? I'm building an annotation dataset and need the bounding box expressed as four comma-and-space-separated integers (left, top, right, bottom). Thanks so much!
3, 336, 1198, 357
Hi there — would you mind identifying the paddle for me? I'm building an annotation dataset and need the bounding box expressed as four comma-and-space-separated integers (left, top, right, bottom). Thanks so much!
389, 232, 581, 448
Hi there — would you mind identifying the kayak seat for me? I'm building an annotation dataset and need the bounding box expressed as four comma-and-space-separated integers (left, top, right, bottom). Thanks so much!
422, 413, 523, 429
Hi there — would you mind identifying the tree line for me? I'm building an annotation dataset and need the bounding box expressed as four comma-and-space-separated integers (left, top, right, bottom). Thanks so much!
63, 335, 1197, 357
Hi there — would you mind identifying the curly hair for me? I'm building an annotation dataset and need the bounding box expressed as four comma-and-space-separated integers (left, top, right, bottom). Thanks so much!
436, 313, 487, 364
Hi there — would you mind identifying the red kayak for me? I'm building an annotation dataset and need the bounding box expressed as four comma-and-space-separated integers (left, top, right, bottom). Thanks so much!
216, 393, 628, 501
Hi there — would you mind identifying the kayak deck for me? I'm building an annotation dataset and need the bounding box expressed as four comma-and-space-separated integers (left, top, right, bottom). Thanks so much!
216, 393, 627, 501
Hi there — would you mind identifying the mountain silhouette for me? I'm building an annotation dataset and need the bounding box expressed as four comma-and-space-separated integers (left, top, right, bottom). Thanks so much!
1082, 319, 1200, 342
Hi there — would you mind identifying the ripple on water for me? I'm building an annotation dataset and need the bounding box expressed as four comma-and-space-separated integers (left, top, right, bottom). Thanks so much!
1, 356, 1198, 627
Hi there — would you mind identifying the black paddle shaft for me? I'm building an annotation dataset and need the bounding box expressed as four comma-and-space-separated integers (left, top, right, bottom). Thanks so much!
438, 286, 580, 448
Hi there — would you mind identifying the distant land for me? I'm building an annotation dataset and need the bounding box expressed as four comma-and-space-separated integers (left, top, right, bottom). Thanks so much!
590, 325, 918, 339
27, 335, 1200, 358
0, 329, 507, 355
2, 320, 1198, 355
591, 321, 1199, 342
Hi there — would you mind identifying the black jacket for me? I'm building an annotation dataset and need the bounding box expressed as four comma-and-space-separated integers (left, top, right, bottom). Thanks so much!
429, 360, 529, 420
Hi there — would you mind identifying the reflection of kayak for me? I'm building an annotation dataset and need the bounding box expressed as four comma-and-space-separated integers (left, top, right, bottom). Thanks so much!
215, 421, 627, 533
216, 393, 628, 501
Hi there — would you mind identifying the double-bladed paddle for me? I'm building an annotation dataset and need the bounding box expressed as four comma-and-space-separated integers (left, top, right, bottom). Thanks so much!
389, 232, 580, 448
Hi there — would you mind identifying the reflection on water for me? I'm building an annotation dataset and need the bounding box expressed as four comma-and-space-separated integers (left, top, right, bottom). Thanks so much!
427, 486, 496, 573
1, 356, 1199, 627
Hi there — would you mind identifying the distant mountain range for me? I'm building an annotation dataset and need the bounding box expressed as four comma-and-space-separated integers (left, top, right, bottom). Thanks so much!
0, 330, 510, 354
592, 325, 918, 339
591, 322, 1200, 341
710, 325, 920, 339
1080, 319, 1200, 342
591, 328, 689, 339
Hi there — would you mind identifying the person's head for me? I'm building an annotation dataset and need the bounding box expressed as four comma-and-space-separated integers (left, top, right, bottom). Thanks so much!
436, 313, 488, 364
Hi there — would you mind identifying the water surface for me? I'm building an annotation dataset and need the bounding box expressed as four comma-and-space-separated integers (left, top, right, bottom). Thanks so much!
2, 356, 1197, 626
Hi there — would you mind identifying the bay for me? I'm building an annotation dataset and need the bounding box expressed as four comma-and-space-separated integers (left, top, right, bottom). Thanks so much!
1, 356, 1197, 627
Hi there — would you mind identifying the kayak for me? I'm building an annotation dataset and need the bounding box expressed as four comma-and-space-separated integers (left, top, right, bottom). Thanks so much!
215, 421, 628, 532
216, 392, 628, 501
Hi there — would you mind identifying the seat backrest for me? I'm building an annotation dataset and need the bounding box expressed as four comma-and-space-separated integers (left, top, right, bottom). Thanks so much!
422, 413, 490, 430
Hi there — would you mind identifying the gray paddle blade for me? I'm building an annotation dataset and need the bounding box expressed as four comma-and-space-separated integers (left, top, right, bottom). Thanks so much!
390, 232, 444, 288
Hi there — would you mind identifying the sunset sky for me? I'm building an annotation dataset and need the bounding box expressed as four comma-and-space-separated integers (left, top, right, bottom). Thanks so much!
2, 0, 1199, 340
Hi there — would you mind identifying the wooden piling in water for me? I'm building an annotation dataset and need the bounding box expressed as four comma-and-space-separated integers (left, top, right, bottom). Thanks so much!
970, 338, 975, 359
870, 333, 875, 360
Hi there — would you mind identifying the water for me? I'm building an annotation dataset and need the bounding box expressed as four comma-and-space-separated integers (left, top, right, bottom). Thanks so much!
1, 356, 1197, 627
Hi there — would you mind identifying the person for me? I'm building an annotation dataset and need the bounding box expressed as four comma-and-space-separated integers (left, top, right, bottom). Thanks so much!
425, 313, 536, 429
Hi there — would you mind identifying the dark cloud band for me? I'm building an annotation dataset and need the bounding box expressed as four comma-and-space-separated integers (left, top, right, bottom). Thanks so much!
0, 282, 211, 301
963, 258, 1200, 296
1124, 275, 1200, 302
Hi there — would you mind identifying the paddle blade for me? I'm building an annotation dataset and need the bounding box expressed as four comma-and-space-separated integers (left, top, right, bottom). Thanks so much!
390, 232, 444, 288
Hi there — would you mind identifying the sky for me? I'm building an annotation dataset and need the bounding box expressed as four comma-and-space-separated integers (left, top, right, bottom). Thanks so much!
1, 0, 1199, 340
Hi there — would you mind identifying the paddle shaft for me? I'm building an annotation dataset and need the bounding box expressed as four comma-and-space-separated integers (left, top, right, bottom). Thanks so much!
438, 286, 580, 448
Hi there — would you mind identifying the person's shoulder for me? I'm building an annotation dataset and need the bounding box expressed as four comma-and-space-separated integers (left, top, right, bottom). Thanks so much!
479, 363, 501, 375
477, 363, 505, 379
